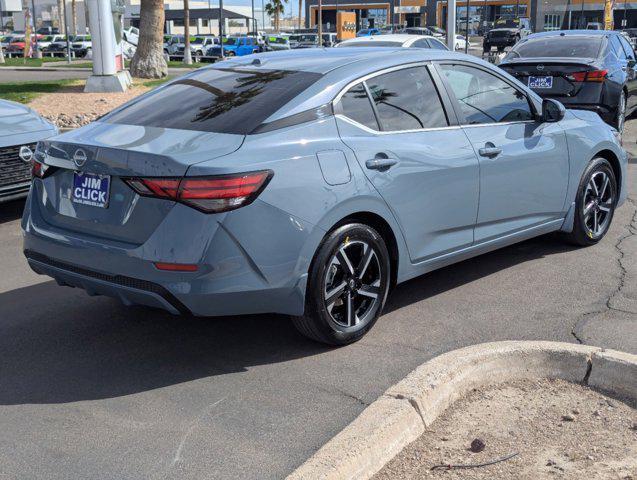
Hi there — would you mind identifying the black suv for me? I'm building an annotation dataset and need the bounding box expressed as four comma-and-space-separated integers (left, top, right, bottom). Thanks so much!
483, 17, 531, 52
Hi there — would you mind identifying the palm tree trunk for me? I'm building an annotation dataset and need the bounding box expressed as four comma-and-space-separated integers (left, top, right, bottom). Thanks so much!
57, 0, 66, 32
71, 0, 77, 35
298, 0, 302, 29
183, 0, 192, 64
130, 0, 168, 78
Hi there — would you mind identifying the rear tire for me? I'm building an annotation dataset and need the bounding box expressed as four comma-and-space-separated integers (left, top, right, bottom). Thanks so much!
565, 157, 617, 246
292, 223, 391, 345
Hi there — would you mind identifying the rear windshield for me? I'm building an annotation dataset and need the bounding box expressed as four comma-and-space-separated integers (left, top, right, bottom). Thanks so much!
508, 36, 603, 59
340, 41, 402, 47
103, 68, 323, 135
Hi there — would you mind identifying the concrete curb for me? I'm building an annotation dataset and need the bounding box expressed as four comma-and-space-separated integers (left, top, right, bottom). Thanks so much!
287, 341, 637, 480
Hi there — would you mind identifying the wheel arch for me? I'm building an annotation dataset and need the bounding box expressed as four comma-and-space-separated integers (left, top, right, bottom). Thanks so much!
594, 149, 622, 199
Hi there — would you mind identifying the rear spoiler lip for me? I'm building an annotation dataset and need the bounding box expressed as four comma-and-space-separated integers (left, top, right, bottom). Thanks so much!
500, 57, 598, 67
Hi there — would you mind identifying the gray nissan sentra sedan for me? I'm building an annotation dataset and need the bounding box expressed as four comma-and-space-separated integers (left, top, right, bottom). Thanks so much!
22, 48, 628, 345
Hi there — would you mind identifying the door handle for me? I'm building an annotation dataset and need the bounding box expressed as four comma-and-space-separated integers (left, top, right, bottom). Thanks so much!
366, 156, 399, 171
478, 146, 502, 158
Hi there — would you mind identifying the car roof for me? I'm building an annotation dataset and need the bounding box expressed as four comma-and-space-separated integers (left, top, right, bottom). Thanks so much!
528, 29, 617, 39
212, 48, 498, 123
340, 34, 436, 45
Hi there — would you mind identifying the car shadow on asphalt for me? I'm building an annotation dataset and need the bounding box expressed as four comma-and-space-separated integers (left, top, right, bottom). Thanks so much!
0, 232, 580, 406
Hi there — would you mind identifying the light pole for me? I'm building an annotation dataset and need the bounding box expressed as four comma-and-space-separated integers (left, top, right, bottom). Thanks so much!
219, 0, 224, 58
63, 0, 72, 63
580, 0, 585, 28
251, 0, 255, 33
447, 0, 456, 50
318, 0, 322, 42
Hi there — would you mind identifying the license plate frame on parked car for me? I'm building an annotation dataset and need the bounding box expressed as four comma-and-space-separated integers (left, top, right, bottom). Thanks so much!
528, 76, 553, 89
72, 172, 111, 208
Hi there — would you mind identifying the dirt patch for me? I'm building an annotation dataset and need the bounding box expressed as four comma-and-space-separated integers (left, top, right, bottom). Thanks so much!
374, 379, 637, 480
27, 82, 151, 129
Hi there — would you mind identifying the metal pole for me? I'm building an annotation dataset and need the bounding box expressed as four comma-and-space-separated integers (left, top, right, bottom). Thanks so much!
624, 0, 627, 28
447, 0, 456, 50
262, 0, 265, 30
580, 0, 584, 28
515, 0, 519, 18
251, 0, 255, 33
208, 0, 212, 33
464, 0, 469, 53
63, 0, 71, 63
219, 0, 224, 58
0, 0, 5, 33
318, 0, 322, 43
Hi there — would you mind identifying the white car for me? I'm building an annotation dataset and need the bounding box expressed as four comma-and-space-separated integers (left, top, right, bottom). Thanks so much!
37, 34, 65, 52
454, 34, 473, 50
123, 26, 139, 45
336, 34, 448, 50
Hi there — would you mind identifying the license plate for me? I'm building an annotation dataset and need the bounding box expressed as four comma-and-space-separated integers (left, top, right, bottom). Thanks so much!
528, 76, 553, 89
72, 172, 110, 208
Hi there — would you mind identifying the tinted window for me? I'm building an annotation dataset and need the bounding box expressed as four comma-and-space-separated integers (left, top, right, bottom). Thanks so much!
439, 64, 534, 124
104, 68, 322, 135
429, 39, 448, 50
411, 39, 431, 48
339, 83, 379, 130
619, 36, 636, 60
341, 41, 403, 47
610, 35, 627, 59
366, 67, 448, 130
507, 36, 602, 59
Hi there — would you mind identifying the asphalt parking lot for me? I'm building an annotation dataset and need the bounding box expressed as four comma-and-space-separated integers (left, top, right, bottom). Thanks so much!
0, 124, 635, 480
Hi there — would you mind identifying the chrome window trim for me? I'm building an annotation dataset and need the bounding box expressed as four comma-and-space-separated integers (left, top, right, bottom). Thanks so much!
335, 113, 463, 135
332, 61, 452, 134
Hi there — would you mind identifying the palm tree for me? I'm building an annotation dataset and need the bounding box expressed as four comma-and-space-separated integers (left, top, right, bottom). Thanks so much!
71, 0, 77, 35
265, 0, 287, 32
183, 0, 192, 64
298, 0, 302, 29
130, 0, 168, 78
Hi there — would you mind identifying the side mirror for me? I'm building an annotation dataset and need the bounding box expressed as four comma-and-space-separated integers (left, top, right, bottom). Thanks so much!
541, 98, 565, 123
628, 59, 636, 68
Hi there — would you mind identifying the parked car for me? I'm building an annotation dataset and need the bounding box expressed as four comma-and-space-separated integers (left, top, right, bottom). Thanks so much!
70, 35, 92, 58
36, 27, 60, 35
483, 16, 531, 52
123, 26, 139, 45
42, 36, 71, 57
453, 34, 472, 50
356, 28, 381, 37
336, 34, 448, 50
5, 35, 43, 56
321, 33, 338, 47
289, 33, 320, 48
207, 36, 260, 58
266, 35, 291, 51
37, 35, 65, 52
587, 22, 604, 30
0, 99, 56, 202
172, 35, 219, 61
0, 34, 15, 52
22, 48, 627, 345
500, 30, 637, 133
401, 27, 434, 36
429, 26, 446, 38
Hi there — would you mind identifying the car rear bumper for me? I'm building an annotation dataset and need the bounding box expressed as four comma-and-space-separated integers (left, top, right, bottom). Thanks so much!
22, 188, 321, 317
555, 101, 614, 122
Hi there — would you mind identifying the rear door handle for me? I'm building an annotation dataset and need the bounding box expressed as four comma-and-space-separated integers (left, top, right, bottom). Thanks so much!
366, 157, 399, 170
478, 146, 502, 158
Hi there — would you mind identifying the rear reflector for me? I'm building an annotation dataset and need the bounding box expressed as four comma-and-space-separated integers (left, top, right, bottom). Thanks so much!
31, 161, 56, 179
124, 170, 273, 213
568, 70, 608, 82
154, 262, 199, 272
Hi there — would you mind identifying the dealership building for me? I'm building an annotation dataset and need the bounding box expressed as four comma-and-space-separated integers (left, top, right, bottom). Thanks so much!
305, 0, 637, 33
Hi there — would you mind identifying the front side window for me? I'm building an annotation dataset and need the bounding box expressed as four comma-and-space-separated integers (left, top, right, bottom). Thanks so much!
366, 67, 448, 130
104, 68, 323, 135
339, 83, 379, 130
439, 64, 534, 125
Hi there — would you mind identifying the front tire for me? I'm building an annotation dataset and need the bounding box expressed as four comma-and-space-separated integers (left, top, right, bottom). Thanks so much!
565, 158, 617, 246
293, 223, 391, 345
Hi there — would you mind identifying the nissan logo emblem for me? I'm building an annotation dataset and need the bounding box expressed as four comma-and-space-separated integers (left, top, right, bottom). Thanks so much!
73, 149, 88, 168
536, 65, 545, 71
19, 145, 34, 163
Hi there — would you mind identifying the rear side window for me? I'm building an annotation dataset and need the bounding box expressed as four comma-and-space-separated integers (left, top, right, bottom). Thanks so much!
429, 39, 448, 50
411, 39, 431, 48
509, 36, 602, 59
439, 64, 534, 124
104, 68, 322, 135
339, 83, 379, 130
366, 67, 448, 130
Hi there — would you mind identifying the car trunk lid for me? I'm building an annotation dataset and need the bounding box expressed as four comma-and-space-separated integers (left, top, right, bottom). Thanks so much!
500, 57, 599, 96
35, 122, 244, 244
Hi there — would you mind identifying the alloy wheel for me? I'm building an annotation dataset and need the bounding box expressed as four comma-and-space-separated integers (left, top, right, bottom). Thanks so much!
583, 170, 614, 237
323, 240, 381, 328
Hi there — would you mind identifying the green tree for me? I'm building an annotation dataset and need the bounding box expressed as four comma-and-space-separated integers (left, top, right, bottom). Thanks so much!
265, 0, 287, 32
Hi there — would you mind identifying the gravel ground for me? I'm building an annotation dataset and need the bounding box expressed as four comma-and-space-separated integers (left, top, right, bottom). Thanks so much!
27, 83, 151, 129
375, 379, 637, 480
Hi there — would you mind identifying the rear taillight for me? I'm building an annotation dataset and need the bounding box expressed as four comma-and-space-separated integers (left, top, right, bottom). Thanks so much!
124, 170, 273, 213
568, 69, 608, 82
31, 161, 55, 179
